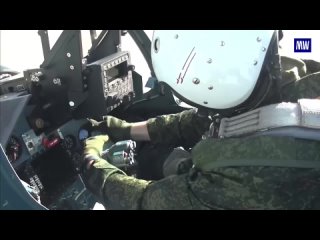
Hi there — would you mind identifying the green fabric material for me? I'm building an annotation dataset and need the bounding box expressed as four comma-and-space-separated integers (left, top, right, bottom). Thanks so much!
192, 136, 320, 171
83, 135, 109, 158
280, 56, 307, 85
147, 108, 212, 149
83, 159, 127, 205
282, 72, 320, 101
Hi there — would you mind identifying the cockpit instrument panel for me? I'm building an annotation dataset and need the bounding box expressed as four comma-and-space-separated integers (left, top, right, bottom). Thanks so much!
74, 51, 135, 119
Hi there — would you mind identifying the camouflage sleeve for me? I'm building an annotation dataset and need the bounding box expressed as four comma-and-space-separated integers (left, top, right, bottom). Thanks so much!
83, 158, 207, 210
83, 158, 152, 209
280, 56, 320, 102
146, 109, 212, 149
282, 72, 320, 101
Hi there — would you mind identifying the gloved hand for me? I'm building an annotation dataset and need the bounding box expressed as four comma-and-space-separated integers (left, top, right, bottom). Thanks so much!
83, 135, 110, 166
88, 116, 132, 142
81, 135, 126, 199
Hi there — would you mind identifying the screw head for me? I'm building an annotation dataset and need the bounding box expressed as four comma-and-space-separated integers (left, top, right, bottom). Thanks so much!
262, 47, 266, 52
174, 34, 179, 39
207, 58, 212, 64
67, 52, 71, 57
257, 37, 262, 42
69, 101, 75, 107
253, 60, 258, 65
203, 101, 208, 104
53, 78, 61, 85
70, 65, 74, 70
208, 86, 213, 90
220, 41, 225, 46
35, 118, 44, 129
192, 78, 200, 84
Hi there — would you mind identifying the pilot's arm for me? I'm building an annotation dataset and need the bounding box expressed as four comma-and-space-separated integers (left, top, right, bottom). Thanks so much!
90, 108, 212, 149
82, 135, 199, 210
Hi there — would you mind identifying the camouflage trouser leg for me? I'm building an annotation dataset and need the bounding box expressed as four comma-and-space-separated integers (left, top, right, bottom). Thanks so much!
141, 173, 198, 210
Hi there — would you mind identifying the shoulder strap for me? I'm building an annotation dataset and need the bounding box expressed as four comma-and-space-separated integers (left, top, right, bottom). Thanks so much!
217, 99, 320, 140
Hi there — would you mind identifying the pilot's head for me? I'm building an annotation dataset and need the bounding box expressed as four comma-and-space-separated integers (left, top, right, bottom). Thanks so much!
151, 30, 281, 116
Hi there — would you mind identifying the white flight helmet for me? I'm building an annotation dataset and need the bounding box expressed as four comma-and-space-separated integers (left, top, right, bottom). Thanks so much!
151, 30, 279, 112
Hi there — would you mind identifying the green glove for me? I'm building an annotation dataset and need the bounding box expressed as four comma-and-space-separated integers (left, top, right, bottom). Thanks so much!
82, 135, 126, 201
83, 135, 110, 159
88, 116, 132, 142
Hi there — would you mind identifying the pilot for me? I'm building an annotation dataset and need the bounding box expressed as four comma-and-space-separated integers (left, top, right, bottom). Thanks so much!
81, 30, 320, 209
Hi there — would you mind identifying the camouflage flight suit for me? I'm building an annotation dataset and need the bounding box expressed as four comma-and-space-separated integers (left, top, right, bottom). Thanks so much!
83, 57, 320, 209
